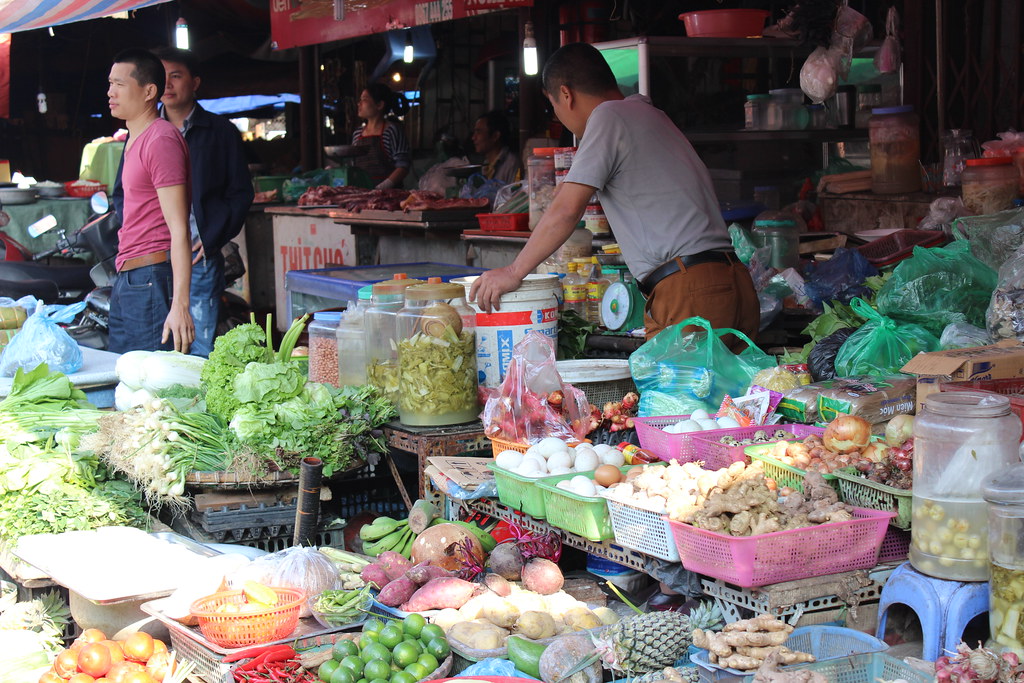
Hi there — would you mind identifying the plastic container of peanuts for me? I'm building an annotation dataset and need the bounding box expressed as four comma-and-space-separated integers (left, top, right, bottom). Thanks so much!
308, 311, 342, 387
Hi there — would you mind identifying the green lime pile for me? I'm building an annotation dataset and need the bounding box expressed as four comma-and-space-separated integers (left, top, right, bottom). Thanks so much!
319, 614, 452, 683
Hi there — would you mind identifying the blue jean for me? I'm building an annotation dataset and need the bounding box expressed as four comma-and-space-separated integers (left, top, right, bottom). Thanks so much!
190, 253, 225, 358
108, 262, 174, 353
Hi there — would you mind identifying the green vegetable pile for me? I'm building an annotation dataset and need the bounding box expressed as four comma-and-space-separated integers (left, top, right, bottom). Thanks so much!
557, 309, 597, 360
398, 326, 476, 422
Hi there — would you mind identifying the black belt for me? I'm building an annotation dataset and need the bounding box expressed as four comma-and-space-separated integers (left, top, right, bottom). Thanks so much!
639, 250, 736, 296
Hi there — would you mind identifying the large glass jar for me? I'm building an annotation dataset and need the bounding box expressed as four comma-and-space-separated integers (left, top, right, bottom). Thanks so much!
983, 464, 1024, 657
744, 94, 770, 130
962, 157, 1019, 215
308, 311, 342, 387
910, 391, 1022, 581
752, 216, 800, 269
336, 286, 372, 387
766, 89, 809, 131
396, 283, 478, 426
869, 106, 921, 194
364, 275, 424, 402
528, 147, 557, 230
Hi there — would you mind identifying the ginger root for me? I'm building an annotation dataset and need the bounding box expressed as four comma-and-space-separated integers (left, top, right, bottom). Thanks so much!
752, 650, 828, 683
692, 626, 789, 657
724, 614, 793, 633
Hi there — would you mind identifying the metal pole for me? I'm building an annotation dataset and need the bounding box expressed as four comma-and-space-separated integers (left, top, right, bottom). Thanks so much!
293, 457, 324, 546
935, 0, 945, 135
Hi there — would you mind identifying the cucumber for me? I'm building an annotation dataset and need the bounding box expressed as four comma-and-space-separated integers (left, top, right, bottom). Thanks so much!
507, 635, 547, 679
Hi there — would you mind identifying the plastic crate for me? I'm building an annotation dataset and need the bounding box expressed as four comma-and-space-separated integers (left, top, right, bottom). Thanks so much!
603, 492, 679, 562
745, 443, 842, 495
488, 462, 548, 519
691, 625, 888, 681
688, 425, 825, 471
536, 470, 621, 541
877, 525, 911, 564
634, 415, 747, 463
942, 378, 1024, 442
476, 212, 528, 231
668, 507, 894, 587
832, 469, 912, 529
168, 627, 231, 683
555, 359, 637, 408
788, 652, 933, 683
855, 229, 946, 267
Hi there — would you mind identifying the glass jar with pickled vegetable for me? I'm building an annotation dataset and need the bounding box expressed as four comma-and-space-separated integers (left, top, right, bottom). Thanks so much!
364, 275, 424, 402
910, 391, 1021, 581
869, 106, 921, 194
962, 157, 1019, 215
396, 282, 477, 426
983, 464, 1024, 657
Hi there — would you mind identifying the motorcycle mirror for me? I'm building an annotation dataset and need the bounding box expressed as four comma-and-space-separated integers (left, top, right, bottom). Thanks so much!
90, 192, 109, 215
27, 214, 58, 238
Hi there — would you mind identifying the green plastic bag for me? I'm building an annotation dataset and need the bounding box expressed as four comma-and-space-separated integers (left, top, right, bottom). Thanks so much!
629, 316, 776, 417
834, 298, 940, 378
875, 241, 997, 336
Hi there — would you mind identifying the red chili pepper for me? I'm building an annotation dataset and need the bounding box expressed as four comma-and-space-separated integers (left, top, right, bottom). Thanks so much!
236, 651, 271, 672
224, 643, 292, 663
263, 650, 296, 665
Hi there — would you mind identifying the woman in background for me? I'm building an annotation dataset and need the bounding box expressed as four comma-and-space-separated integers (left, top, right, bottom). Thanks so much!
352, 83, 411, 189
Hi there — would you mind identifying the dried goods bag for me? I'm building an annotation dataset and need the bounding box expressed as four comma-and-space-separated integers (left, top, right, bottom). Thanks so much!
834, 298, 940, 377
0, 301, 85, 376
875, 240, 997, 336
987, 245, 1024, 342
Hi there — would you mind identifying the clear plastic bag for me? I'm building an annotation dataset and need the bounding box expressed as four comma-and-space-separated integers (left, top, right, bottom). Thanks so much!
941, 322, 992, 349
479, 332, 590, 443
834, 298, 940, 377
729, 223, 758, 264
952, 206, 1024, 270
227, 546, 339, 618
0, 301, 86, 377
987, 245, 1024, 342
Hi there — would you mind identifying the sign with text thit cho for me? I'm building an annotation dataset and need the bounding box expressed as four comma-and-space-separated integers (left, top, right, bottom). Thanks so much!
270, 0, 532, 50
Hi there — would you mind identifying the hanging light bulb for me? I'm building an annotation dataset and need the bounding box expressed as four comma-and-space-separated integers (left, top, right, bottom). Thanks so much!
175, 17, 189, 50
523, 21, 538, 76
403, 30, 414, 63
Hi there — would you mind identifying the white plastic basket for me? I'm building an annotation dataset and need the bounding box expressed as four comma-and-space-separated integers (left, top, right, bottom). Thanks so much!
556, 359, 636, 407
603, 495, 680, 562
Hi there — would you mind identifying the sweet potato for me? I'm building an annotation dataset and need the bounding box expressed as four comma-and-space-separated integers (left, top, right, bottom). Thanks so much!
406, 562, 451, 586
400, 576, 480, 612
377, 576, 417, 607
378, 550, 413, 581
361, 563, 389, 589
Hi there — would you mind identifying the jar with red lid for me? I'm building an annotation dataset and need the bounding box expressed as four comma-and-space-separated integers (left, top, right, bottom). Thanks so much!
962, 157, 1020, 215
869, 106, 921, 194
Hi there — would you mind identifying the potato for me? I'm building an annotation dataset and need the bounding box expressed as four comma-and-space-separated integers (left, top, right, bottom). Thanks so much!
562, 607, 602, 631
516, 610, 558, 640
448, 621, 508, 652
592, 607, 620, 625
484, 601, 521, 630
470, 628, 504, 650
459, 591, 505, 620
431, 608, 464, 633
506, 590, 547, 614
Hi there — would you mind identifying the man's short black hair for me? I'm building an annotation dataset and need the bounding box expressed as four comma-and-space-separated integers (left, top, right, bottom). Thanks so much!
542, 42, 619, 97
478, 110, 514, 149
112, 48, 166, 99
151, 46, 200, 79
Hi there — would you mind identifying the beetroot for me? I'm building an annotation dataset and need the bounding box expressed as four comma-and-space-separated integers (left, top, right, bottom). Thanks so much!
521, 557, 564, 595
406, 562, 451, 586
377, 550, 413, 581
361, 563, 389, 589
483, 573, 512, 597
487, 542, 524, 581
377, 576, 417, 607
399, 576, 480, 612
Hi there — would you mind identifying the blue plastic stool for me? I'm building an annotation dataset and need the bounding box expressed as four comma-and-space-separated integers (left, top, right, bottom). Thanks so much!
875, 561, 989, 660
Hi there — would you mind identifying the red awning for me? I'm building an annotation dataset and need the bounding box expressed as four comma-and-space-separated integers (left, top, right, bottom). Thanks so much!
0, 0, 170, 34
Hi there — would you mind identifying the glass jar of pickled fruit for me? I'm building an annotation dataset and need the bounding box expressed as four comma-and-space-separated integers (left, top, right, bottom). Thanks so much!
983, 464, 1024, 656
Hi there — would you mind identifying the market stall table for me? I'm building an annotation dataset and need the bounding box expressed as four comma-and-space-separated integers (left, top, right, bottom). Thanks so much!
78, 140, 124, 192
0, 197, 95, 258
0, 345, 119, 407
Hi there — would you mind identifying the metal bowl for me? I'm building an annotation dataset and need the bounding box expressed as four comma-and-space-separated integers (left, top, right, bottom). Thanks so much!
35, 184, 67, 198
0, 187, 37, 205
444, 164, 484, 178
324, 144, 370, 163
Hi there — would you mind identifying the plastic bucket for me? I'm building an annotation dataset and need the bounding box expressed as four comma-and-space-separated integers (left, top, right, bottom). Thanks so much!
679, 9, 770, 37
451, 274, 560, 388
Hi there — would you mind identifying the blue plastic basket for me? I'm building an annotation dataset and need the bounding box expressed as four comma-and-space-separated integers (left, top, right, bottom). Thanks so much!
691, 625, 888, 681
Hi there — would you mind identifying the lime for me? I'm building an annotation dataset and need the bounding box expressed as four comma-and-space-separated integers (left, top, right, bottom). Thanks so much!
319, 659, 341, 682
390, 672, 416, 683
417, 654, 439, 673
418, 624, 444, 644
341, 655, 365, 677
402, 639, 423, 656
425, 638, 450, 660
358, 679, 368, 683
379, 624, 404, 650
360, 631, 380, 647
364, 658, 393, 681
363, 618, 385, 635
402, 613, 426, 638
330, 667, 356, 683
370, 679, 390, 683
392, 641, 420, 669
334, 639, 360, 661
361, 642, 393, 665
404, 663, 429, 680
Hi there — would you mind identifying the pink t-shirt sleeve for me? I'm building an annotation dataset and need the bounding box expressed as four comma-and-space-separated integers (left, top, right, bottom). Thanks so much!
143, 130, 189, 189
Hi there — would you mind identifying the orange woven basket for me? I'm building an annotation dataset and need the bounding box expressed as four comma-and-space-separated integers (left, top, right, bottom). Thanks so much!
189, 587, 304, 649
488, 435, 588, 457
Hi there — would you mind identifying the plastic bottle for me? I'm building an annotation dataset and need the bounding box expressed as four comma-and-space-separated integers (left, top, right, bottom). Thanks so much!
586, 257, 611, 326
562, 262, 587, 316
617, 442, 658, 464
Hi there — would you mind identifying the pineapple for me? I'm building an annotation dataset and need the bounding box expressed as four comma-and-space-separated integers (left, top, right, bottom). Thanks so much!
0, 591, 70, 654
593, 602, 723, 674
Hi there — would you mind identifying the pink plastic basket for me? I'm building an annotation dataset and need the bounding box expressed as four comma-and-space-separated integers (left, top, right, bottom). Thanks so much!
877, 525, 911, 564
687, 425, 826, 470
633, 414, 736, 463
668, 507, 894, 587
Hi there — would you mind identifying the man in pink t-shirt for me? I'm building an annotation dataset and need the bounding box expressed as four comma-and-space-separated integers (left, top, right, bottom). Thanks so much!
107, 48, 194, 353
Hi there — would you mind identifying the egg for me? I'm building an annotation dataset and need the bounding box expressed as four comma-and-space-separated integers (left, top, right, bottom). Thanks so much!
673, 419, 703, 433
556, 480, 573, 491
495, 450, 524, 470
536, 437, 569, 458
573, 449, 599, 472
548, 466, 573, 476
524, 445, 545, 461
593, 443, 616, 456
690, 408, 710, 421
594, 464, 622, 487
599, 449, 626, 467
716, 416, 740, 429
569, 476, 597, 497
697, 418, 720, 431
546, 451, 573, 471
517, 460, 542, 477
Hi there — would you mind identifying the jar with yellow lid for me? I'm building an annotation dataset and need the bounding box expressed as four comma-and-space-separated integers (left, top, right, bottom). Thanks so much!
364, 274, 425, 401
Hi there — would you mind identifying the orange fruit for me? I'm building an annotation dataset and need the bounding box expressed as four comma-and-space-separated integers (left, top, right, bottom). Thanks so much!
121, 633, 154, 663
54, 649, 79, 678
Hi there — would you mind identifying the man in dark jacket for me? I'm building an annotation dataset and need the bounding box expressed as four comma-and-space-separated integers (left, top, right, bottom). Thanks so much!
114, 47, 254, 356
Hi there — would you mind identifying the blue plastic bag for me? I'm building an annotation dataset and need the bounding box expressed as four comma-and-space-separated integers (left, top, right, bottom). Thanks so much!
457, 658, 537, 679
0, 301, 86, 377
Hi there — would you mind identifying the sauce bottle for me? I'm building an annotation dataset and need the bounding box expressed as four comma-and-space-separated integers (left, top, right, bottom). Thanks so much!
617, 442, 659, 464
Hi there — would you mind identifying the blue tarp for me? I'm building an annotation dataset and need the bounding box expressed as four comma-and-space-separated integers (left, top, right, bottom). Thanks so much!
197, 94, 301, 116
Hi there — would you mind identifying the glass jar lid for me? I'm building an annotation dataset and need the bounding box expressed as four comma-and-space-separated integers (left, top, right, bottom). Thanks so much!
372, 277, 425, 295
922, 390, 1011, 418
404, 282, 464, 301
746, 94, 771, 100
358, 285, 373, 300
872, 105, 914, 115
532, 147, 558, 156
982, 463, 1024, 504
966, 157, 1013, 167
753, 218, 797, 229
313, 311, 343, 322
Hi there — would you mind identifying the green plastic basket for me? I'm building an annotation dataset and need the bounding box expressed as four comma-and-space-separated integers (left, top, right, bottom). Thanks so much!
745, 442, 841, 495
488, 462, 547, 519
832, 470, 912, 529
536, 468, 630, 541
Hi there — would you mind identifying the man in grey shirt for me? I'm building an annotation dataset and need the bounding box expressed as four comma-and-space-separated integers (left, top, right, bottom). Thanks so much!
471, 43, 758, 345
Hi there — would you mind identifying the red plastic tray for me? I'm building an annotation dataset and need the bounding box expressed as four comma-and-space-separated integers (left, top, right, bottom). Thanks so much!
855, 229, 946, 267
476, 212, 528, 232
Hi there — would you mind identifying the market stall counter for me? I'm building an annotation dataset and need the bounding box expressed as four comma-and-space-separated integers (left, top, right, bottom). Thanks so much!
0, 197, 96, 259
0, 345, 118, 407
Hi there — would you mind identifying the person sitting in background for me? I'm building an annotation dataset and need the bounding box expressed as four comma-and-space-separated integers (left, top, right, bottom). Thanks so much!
352, 84, 411, 190
472, 110, 521, 184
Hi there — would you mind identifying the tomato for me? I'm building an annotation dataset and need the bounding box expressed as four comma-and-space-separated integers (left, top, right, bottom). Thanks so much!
78, 643, 112, 678
105, 663, 144, 683
121, 672, 156, 683
38, 672, 65, 683
101, 642, 124, 665
68, 675, 96, 683
54, 649, 80, 678
150, 640, 167, 656
121, 633, 154, 663
144, 652, 174, 681
79, 629, 108, 645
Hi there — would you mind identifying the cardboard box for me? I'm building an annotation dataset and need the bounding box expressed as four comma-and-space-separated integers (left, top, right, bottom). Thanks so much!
900, 341, 1024, 410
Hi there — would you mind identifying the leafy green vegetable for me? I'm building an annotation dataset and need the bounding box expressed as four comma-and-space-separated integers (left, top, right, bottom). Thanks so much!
0, 479, 147, 542
233, 362, 305, 404
557, 310, 597, 360
397, 327, 477, 422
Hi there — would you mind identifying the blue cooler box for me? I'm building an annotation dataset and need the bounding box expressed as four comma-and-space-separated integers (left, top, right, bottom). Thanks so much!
285, 262, 485, 320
